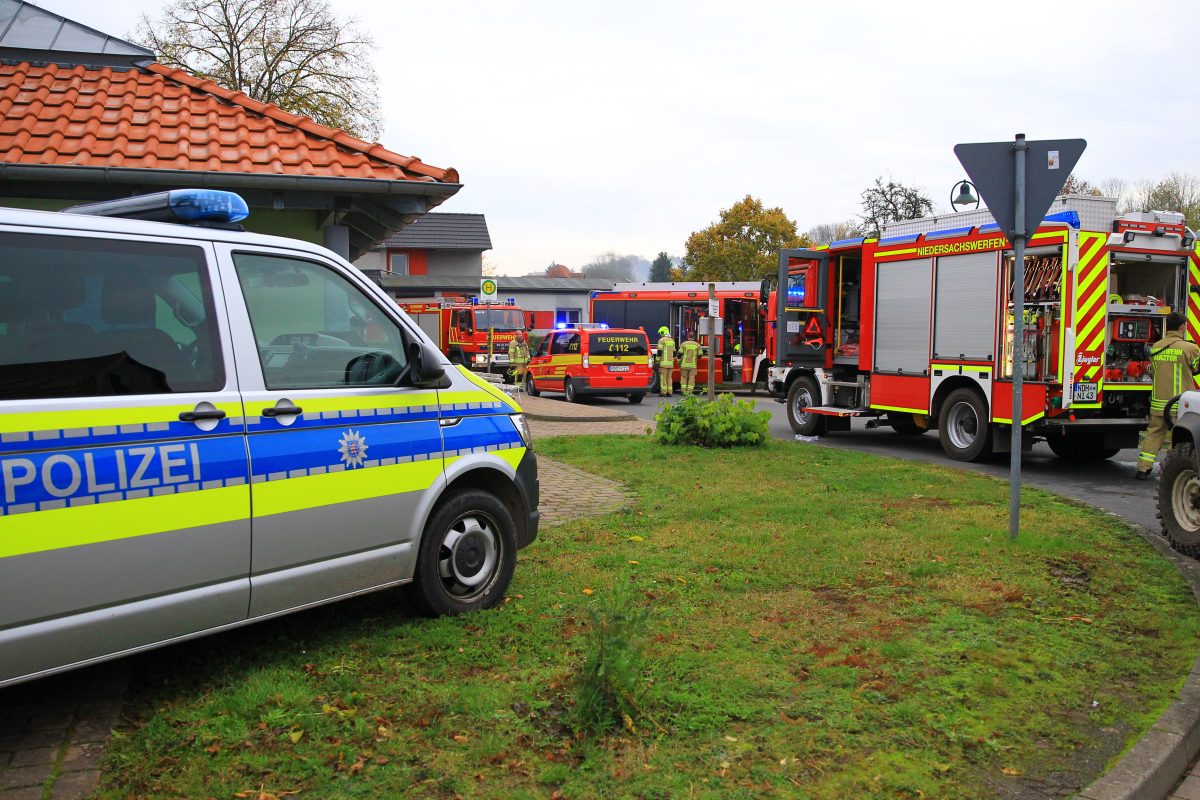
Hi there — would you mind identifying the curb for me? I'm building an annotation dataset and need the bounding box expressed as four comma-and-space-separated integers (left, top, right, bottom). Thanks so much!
1077, 520, 1200, 800
522, 409, 638, 423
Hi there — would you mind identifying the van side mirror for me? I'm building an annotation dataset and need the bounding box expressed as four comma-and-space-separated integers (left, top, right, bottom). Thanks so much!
760, 278, 771, 303
403, 340, 450, 388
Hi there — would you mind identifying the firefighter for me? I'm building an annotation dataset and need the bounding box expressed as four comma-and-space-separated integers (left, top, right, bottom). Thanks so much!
656, 325, 676, 397
679, 332, 703, 395
509, 330, 531, 385
1136, 312, 1200, 480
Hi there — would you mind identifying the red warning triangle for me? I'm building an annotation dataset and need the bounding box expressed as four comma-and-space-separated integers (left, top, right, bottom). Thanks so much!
804, 316, 822, 337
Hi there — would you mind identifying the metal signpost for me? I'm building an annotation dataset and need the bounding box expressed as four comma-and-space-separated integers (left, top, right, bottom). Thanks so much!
954, 134, 1086, 540
480, 278, 498, 375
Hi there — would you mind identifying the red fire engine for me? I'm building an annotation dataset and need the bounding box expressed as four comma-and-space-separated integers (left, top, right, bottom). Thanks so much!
589, 281, 775, 391
398, 299, 528, 370
768, 205, 1200, 461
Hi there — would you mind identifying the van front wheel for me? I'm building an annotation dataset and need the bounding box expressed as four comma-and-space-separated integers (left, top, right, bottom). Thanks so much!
409, 489, 517, 616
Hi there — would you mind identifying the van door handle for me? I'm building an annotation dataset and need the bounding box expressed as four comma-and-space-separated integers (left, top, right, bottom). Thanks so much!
179, 408, 227, 422
262, 405, 303, 417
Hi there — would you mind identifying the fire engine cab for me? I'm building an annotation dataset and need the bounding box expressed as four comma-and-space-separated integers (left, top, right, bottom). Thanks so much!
398, 299, 528, 371
768, 200, 1200, 462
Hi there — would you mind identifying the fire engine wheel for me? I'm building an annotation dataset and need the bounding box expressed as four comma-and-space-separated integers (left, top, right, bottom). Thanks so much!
938, 388, 992, 462
1046, 434, 1119, 461
524, 373, 540, 397
564, 377, 581, 403
887, 412, 924, 436
786, 376, 826, 436
1159, 443, 1200, 558
628, 393, 644, 404
408, 488, 516, 616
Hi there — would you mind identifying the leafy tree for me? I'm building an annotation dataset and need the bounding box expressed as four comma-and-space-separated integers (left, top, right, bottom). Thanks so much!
1058, 174, 1102, 197
859, 177, 933, 237
649, 252, 673, 282
581, 252, 638, 282
136, 0, 382, 140
806, 219, 864, 245
683, 196, 809, 281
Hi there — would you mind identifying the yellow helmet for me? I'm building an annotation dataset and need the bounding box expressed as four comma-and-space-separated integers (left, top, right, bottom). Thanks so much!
658, 326, 670, 336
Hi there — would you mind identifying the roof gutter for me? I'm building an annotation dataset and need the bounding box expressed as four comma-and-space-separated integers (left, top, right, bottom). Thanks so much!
0, 164, 462, 198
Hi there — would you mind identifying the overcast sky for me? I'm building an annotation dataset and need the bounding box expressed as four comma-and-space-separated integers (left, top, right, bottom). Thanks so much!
41, 0, 1200, 275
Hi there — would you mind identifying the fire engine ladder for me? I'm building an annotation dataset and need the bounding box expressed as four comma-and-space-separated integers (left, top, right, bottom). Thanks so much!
804, 379, 872, 418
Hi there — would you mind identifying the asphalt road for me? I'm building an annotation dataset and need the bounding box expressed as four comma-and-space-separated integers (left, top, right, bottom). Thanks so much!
587, 391, 1160, 534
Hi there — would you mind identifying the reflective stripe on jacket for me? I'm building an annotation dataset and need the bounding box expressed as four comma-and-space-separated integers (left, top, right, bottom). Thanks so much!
679, 340, 702, 369
1149, 334, 1200, 411
657, 336, 676, 363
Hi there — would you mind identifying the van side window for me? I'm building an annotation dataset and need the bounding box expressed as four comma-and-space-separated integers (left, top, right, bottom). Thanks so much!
233, 254, 409, 389
549, 332, 579, 355
0, 233, 222, 400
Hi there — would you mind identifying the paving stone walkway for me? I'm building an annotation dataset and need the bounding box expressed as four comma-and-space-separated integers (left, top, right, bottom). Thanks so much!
0, 663, 127, 800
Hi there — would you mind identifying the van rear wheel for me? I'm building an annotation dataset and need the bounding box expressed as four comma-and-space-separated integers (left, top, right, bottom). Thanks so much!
628, 393, 644, 404
409, 489, 516, 616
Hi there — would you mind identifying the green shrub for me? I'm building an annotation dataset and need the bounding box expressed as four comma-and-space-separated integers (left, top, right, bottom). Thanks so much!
653, 393, 770, 447
574, 581, 653, 735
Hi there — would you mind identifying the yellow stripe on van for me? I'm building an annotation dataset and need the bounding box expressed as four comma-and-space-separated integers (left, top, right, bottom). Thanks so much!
252, 459, 447, 518
0, 485, 249, 559
454, 366, 520, 410
0, 402, 245, 435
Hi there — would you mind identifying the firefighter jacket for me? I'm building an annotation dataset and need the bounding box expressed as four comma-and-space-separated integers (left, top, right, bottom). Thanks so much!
679, 339, 702, 369
657, 335, 676, 364
510, 340, 530, 365
1149, 333, 1200, 413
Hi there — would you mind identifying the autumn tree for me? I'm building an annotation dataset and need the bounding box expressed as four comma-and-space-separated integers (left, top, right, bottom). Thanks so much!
859, 177, 933, 237
1058, 174, 1101, 196
1130, 172, 1200, 230
683, 196, 809, 282
649, 252, 673, 282
135, 0, 382, 140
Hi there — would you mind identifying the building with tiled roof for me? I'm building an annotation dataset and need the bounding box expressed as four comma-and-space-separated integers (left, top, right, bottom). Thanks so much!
0, 0, 460, 259
355, 212, 492, 279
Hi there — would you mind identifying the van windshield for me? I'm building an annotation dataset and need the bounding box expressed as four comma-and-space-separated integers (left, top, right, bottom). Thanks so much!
589, 332, 647, 356
474, 308, 524, 330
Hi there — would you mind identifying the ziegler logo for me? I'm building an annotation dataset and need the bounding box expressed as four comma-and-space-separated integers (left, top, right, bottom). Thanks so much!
1075, 351, 1102, 367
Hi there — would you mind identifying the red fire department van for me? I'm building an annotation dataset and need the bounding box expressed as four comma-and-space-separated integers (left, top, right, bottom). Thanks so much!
525, 325, 652, 403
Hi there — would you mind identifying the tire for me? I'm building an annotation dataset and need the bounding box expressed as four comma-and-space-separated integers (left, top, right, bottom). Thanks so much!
1046, 434, 1119, 461
628, 393, 644, 404
408, 489, 517, 616
649, 371, 660, 395
1159, 443, 1200, 558
887, 412, 924, 436
565, 377, 580, 403
786, 375, 826, 436
525, 373, 540, 397
937, 388, 991, 462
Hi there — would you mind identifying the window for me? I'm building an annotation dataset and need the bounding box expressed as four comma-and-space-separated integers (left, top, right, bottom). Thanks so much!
387, 253, 410, 275
555, 307, 581, 326
234, 254, 408, 390
0, 233, 222, 400
549, 331, 580, 355
589, 332, 647, 356
474, 308, 525, 330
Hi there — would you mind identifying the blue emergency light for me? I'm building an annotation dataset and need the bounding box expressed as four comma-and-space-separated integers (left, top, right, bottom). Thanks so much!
64, 189, 250, 224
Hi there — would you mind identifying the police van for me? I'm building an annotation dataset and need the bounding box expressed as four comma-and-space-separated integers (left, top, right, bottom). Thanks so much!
0, 190, 539, 687
524, 325, 652, 403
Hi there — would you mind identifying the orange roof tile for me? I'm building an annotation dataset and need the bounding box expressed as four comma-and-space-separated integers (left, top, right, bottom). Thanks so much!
0, 61, 459, 183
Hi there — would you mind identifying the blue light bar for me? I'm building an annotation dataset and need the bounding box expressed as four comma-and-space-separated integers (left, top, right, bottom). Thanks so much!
829, 237, 867, 249
167, 190, 249, 223
1043, 210, 1080, 229
64, 189, 250, 225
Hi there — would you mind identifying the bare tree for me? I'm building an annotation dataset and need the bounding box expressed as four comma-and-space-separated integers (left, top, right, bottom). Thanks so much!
807, 219, 864, 244
1127, 172, 1200, 229
859, 177, 933, 237
581, 252, 640, 282
135, 0, 382, 140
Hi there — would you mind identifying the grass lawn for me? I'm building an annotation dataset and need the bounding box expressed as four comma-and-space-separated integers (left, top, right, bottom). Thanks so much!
97, 436, 1200, 799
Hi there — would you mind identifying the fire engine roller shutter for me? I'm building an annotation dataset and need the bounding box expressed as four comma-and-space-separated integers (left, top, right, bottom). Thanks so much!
874, 258, 933, 373
932, 251, 998, 361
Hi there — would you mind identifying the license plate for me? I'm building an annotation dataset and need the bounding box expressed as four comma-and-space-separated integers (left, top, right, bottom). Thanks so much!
609, 364, 630, 372
1072, 382, 1098, 403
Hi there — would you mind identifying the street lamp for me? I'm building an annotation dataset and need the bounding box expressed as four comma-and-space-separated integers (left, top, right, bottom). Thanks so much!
951, 180, 979, 211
